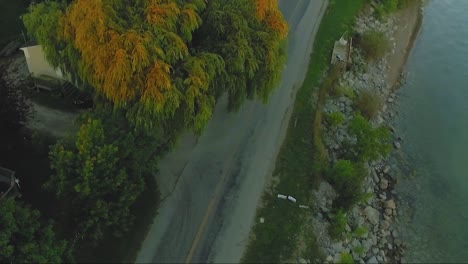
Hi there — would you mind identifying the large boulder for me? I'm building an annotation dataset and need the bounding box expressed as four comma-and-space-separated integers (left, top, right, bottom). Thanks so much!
363, 206, 380, 225
384, 199, 396, 210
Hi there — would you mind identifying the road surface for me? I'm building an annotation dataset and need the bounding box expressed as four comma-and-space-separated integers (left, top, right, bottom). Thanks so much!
136, 0, 328, 263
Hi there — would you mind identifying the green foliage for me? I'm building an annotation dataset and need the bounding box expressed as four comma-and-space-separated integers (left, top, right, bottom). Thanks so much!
0, 198, 67, 263
353, 245, 365, 255
326, 111, 345, 128
242, 0, 367, 262
338, 252, 354, 264
330, 84, 356, 99
47, 117, 141, 243
354, 90, 381, 120
328, 160, 368, 210
345, 113, 391, 162
360, 30, 389, 61
22, 0, 288, 133
329, 209, 347, 239
353, 226, 368, 238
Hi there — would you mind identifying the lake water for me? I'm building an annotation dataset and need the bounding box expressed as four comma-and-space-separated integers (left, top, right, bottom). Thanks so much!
394, 0, 468, 262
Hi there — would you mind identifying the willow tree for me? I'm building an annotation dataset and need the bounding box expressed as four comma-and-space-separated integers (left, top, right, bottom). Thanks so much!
22, 0, 287, 132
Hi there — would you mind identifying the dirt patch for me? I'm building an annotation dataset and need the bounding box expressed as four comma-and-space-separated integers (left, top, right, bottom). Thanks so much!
385, 1, 422, 89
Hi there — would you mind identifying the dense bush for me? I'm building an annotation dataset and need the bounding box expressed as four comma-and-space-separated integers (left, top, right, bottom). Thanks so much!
329, 209, 347, 239
326, 112, 345, 128
343, 113, 391, 162
354, 90, 381, 120
360, 30, 389, 61
328, 160, 368, 210
338, 252, 354, 264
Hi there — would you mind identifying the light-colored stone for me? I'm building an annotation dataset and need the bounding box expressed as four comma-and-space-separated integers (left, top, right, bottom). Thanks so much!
331, 242, 343, 253
346, 224, 352, 232
385, 208, 393, 216
298, 257, 308, 264
394, 141, 401, 149
392, 230, 399, 238
383, 165, 391, 174
384, 199, 396, 210
381, 220, 390, 230
379, 179, 388, 190
364, 206, 380, 225
366, 256, 378, 264
326, 255, 334, 262
377, 255, 383, 262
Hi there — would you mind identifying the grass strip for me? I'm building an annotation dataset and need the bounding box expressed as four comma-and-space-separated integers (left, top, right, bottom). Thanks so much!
241, 1, 366, 262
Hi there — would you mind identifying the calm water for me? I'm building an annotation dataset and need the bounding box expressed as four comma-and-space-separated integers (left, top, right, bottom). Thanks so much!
394, 0, 468, 262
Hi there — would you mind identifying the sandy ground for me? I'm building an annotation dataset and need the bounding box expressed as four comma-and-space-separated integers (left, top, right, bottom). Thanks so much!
385, 1, 422, 88
135, 0, 328, 263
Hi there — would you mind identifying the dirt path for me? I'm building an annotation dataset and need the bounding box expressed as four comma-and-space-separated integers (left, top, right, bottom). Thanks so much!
27, 102, 78, 138
135, 0, 328, 263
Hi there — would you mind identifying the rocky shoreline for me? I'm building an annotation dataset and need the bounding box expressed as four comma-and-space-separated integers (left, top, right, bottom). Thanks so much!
310, 3, 422, 264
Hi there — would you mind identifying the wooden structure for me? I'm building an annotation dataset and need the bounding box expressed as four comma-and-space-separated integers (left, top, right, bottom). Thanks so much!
331, 32, 353, 72
0, 167, 21, 200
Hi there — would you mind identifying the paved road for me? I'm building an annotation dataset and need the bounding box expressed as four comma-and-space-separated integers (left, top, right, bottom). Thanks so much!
136, 0, 327, 263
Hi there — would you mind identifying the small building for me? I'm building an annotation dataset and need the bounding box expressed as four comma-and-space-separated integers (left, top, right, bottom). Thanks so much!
331, 32, 353, 72
0, 166, 21, 200
20, 43, 68, 91
19, 43, 93, 107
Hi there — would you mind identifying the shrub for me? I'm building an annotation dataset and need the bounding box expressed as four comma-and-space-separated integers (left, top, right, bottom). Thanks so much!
329, 209, 347, 239
326, 112, 345, 128
354, 226, 368, 238
330, 85, 356, 99
344, 113, 391, 162
354, 90, 382, 120
328, 160, 367, 210
353, 246, 365, 255
360, 30, 389, 61
338, 252, 355, 264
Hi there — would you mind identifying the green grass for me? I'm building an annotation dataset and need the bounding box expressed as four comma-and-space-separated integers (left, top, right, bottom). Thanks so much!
241, 1, 366, 263
0, 0, 28, 46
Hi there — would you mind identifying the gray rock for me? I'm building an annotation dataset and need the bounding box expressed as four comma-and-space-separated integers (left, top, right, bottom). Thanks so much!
383, 214, 391, 221
331, 242, 343, 253
379, 193, 386, 200
387, 97, 394, 103
392, 229, 399, 238
326, 255, 334, 262
298, 257, 308, 264
385, 208, 393, 216
394, 141, 401, 149
352, 239, 362, 248
377, 255, 383, 262
359, 259, 365, 264
379, 179, 388, 190
393, 209, 398, 216
384, 199, 396, 210
383, 165, 391, 174
346, 224, 352, 232
381, 220, 390, 230
366, 256, 378, 264
372, 247, 379, 254
364, 206, 380, 225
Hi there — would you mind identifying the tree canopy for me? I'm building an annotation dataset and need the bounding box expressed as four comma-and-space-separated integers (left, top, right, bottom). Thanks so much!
22, 0, 288, 132
0, 198, 67, 263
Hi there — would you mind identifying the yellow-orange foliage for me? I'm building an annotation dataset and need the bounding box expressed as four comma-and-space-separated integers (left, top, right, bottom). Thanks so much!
254, 0, 288, 39
60, 0, 187, 109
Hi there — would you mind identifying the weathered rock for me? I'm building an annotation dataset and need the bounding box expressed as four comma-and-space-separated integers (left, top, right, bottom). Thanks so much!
326, 255, 334, 262
385, 208, 393, 216
394, 141, 401, 149
380, 220, 390, 230
383, 165, 391, 174
379, 179, 388, 190
377, 255, 383, 262
372, 247, 379, 254
384, 199, 396, 210
298, 257, 308, 264
392, 230, 399, 238
346, 224, 352, 232
387, 243, 393, 250
366, 256, 378, 264
331, 242, 343, 253
364, 206, 380, 225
